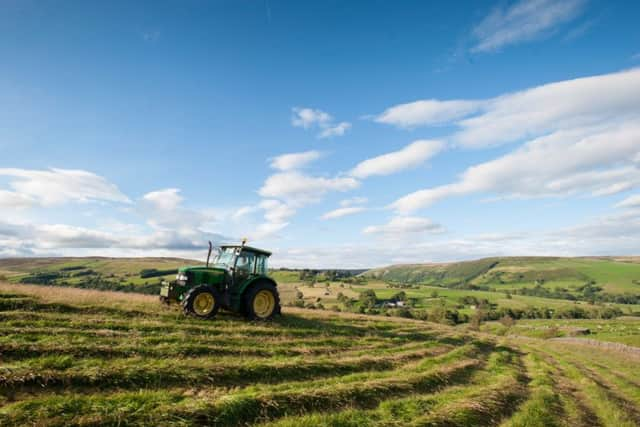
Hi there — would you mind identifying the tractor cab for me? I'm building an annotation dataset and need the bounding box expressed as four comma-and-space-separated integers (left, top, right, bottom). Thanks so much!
214, 245, 271, 287
160, 241, 280, 320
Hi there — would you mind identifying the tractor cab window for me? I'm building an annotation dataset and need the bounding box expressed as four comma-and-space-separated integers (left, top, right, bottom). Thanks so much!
255, 255, 268, 275
235, 251, 256, 275
213, 247, 236, 268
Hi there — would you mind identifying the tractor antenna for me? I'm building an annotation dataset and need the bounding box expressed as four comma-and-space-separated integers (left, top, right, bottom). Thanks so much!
206, 241, 213, 268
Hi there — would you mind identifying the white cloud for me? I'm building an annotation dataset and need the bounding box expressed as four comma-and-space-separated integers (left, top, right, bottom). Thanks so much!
0, 168, 130, 206
259, 199, 296, 224
392, 122, 640, 213
377, 68, 640, 148
232, 205, 260, 220
340, 197, 368, 207
321, 206, 366, 220
253, 221, 290, 240
291, 107, 332, 129
241, 199, 298, 240
291, 107, 351, 138
363, 216, 444, 236
318, 122, 351, 139
455, 69, 640, 148
140, 188, 216, 232
0, 219, 231, 255
616, 194, 640, 209
269, 150, 322, 171
142, 188, 183, 211
259, 171, 359, 205
0, 190, 34, 209
233, 200, 297, 241
471, 0, 585, 53
351, 140, 444, 179
375, 100, 482, 128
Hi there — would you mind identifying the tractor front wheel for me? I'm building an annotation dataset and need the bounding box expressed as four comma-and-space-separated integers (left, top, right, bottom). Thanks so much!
244, 282, 280, 321
182, 285, 220, 319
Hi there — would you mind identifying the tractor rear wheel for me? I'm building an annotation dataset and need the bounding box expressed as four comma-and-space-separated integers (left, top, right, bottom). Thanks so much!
243, 282, 280, 321
182, 285, 220, 319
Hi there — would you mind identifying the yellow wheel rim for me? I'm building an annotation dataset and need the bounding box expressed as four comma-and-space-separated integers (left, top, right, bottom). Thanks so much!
253, 289, 275, 318
193, 292, 215, 316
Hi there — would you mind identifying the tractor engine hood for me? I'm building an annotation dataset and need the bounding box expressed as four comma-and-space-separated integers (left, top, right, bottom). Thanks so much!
179, 266, 227, 275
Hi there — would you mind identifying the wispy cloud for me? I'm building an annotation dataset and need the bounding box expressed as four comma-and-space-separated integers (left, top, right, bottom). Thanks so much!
615, 194, 640, 209
0, 168, 130, 206
291, 107, 351, 139
392, 122, 640, 213
376, 100, 482, 128
321, 206, 366, 220
363, 216, 444, 237
381, 68, 640, 213
377, 68, 640, 148
318, 122, 351, 139
563, 19, 596, 42
259, 171, 359, 206
269, 150, 323, 171
471, 0, 586, 53
351, 140, 444, 179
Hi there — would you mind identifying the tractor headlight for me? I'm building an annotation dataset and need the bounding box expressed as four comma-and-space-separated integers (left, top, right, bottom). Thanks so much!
176, 274, 188, 282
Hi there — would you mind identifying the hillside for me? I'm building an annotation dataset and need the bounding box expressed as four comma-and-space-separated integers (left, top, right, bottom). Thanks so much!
0, 257, 200, 294
0, 283, 638, 426
363, 256, 640, 295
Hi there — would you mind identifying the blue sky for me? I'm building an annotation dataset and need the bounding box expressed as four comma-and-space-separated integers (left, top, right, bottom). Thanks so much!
1, 0, 640, 267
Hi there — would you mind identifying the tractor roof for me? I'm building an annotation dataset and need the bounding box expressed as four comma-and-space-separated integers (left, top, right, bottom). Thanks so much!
220, 245, 272, 256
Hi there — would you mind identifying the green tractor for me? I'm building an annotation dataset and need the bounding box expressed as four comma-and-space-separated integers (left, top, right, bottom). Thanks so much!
160, 241, 281, 320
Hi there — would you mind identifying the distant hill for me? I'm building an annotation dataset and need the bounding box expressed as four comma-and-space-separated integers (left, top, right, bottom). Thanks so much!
363, 256, 640, 295
0, 257, 200, 294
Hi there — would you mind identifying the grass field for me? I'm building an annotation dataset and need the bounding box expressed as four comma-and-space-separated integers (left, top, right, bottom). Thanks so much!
284, 280, 640, 322
0, 282, 638, 426
480, 317, 640, 347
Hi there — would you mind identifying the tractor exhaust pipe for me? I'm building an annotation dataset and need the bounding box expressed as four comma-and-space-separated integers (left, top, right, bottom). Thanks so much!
206, 241, 213, 268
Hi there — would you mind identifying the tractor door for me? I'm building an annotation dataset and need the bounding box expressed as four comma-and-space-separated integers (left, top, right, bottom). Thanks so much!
233, 250, 256, 288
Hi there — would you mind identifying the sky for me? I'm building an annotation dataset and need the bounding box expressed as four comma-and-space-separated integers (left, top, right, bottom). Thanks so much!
1, 0, 640, 268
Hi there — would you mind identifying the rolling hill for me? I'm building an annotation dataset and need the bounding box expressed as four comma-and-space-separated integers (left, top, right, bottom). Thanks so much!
363, 256, 640, 294
0, 257, 200, 294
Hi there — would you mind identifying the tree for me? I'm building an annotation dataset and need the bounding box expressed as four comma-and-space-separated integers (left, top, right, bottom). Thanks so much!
359, 289, 378, 309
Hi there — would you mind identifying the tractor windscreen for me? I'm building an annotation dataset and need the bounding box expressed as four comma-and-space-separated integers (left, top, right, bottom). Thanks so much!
213, 247, 236, 268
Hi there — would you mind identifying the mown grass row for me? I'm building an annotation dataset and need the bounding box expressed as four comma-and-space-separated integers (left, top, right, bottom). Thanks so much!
2, 287, 637, 427
507, 338, 639, 427
538, 344, 640, 427
0, 344, 454, 394
0, 350, 487, 426
0, 289, 486, 426
262, 345, 528, 427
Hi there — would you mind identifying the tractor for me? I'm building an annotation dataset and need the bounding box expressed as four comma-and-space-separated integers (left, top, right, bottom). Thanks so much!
160, 241, 280, 320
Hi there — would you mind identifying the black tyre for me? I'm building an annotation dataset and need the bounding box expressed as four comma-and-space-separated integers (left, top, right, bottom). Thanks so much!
182, 285, 220, 319
243, 282, 281, 321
